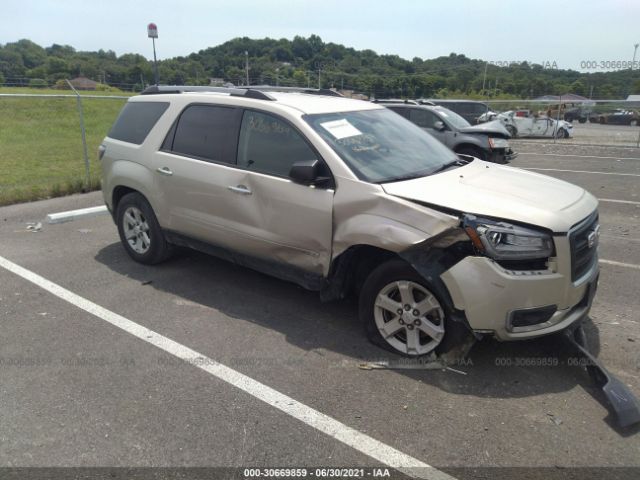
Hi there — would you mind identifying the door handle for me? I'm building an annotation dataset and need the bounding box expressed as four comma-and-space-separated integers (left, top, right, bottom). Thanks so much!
156, 167, 173, 176
228, 185, 252, 195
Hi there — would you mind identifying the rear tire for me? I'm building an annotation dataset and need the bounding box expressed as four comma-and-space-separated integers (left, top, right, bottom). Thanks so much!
359, 259, 448, 357
506, 125, 517, 137
116, 192, 173, 265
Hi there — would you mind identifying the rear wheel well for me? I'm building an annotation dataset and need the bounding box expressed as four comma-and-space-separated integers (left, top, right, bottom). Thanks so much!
112, 186, 138, 212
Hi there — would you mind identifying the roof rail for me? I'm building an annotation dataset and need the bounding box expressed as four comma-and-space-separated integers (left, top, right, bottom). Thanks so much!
140, 85, 275, 100
371, 98, 419, 105
140, 85, 344, 100
244, 85, 344, 97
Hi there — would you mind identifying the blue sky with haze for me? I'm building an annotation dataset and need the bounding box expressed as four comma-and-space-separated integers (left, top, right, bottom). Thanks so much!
2, 0, 638, 71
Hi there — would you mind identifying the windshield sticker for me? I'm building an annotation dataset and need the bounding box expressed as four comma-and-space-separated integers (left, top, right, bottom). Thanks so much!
320, 119, 362, 140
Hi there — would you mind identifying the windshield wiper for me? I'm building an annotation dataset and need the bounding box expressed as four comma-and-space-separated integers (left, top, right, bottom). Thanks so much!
429, 158, 470, 175
379, 169, 432, 184
379, 158, 471, 184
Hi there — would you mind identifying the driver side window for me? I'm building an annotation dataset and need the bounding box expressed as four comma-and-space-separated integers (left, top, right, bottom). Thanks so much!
237, 110, 318, 177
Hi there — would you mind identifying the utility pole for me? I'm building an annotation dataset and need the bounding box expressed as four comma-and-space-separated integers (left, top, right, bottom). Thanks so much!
482, 61, 488, 94
147, 23, 159, 85
245, 51, 249, 86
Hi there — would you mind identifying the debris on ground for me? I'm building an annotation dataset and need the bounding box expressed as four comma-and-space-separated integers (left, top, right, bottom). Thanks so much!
25, 222, 42, 232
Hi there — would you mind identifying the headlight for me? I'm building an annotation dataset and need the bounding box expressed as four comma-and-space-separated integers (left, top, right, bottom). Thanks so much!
488, 137, 509, 149
464, 217, 554, 260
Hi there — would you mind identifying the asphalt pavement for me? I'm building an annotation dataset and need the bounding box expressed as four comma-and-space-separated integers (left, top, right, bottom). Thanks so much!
1, 143, 639, 479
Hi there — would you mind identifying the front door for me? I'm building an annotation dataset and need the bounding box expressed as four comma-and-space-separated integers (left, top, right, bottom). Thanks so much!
223, 109, 334, 278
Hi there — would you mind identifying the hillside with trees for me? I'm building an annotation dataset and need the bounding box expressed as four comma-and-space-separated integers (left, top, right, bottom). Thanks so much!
1, 36, 638, 99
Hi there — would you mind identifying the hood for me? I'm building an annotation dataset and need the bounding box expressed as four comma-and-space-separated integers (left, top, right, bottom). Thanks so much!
458, 120, 510, 137
382, 160, 598, 232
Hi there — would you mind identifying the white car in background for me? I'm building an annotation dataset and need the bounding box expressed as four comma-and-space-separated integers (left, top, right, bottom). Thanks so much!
487, 111, 573, 139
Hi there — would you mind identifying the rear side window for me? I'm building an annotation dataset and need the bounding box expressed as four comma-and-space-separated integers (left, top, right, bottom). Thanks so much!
108, 102, 169, 144
170, 105, 240, 164
388, 107, 409, 119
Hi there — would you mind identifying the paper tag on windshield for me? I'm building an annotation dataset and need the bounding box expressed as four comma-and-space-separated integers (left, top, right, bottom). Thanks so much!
320, 119, 362, 140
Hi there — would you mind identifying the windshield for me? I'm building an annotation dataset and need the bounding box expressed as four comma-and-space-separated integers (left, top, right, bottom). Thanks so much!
433, 106, 471, 129
304, 108, 459, 183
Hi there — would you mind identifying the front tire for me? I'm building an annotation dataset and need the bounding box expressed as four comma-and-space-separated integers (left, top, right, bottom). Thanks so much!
506, 125, 517, 137
116, 192, 173, 265
359, 260, 447, 357
556, 128, 567, 139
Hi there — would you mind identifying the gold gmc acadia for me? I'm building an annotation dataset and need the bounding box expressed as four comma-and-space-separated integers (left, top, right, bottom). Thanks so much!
100, 86, 600, 358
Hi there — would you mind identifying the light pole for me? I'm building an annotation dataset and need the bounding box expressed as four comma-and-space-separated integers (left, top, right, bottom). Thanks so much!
147, 23, 159, 85
245, 51, 250, 86
634, 43, 639, 66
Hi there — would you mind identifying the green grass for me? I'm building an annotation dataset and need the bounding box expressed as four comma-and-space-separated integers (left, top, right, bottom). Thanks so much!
0, 88, 131, 205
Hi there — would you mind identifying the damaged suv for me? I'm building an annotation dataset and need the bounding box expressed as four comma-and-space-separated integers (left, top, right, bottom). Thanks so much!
100, 86, 600, 359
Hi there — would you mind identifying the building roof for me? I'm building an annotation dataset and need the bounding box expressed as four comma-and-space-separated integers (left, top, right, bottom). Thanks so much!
69, 76, 98, 90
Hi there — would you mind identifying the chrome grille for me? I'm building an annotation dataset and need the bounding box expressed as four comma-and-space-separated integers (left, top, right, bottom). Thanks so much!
569, 211, 599, 282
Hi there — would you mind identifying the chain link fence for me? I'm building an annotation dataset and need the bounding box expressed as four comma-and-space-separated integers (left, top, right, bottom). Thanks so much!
1, 89, 639, 206
0, 92, 128, 206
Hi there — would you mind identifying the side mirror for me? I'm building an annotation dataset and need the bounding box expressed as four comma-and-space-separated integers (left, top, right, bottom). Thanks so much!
289, 159, 330, 186
434, 121, 446, 131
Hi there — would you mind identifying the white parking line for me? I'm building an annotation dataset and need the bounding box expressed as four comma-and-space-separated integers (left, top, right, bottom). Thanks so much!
600, 259, 640, 270
523, 167, 640, 177
0, 254, 453, 480
598, 198, 640, 206
519, 152, 640, 161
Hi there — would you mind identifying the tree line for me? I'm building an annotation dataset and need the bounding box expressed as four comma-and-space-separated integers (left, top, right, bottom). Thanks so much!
1, 36, 638, 99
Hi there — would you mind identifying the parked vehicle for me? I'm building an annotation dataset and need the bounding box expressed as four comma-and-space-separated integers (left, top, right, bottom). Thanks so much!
101, 85, 599, 361
590, 109, 639, 126
380, 102, 517, 163
422, 99, 489, 124
489, 111, 573, 138
560, 106, 590, 123
477, 110, 519, 137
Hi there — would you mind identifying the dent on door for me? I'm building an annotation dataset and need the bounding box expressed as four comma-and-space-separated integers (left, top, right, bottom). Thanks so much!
236, 171, 334, 277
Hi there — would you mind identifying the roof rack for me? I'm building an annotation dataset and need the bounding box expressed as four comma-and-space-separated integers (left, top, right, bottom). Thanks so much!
140, 85, 343, 100
244, 85, 343, 97
371, 98, 419, 105
140, 85, 275, 100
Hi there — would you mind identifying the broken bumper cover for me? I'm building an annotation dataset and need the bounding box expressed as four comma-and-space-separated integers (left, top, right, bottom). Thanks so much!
489, 148, 518, 163
440, 255, 599, 341
564, 323, 640, 428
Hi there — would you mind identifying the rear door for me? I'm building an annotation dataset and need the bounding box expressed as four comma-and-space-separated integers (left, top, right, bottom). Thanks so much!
152, 104, 248, 243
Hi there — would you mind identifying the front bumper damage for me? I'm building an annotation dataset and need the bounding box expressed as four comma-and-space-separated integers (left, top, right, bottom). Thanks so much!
489, 147, 518, 164
564, 323, 640, 429
398, 222, 640, 429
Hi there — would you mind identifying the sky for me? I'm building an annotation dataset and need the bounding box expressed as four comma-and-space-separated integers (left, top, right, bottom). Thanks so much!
2, 0, 640, 71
